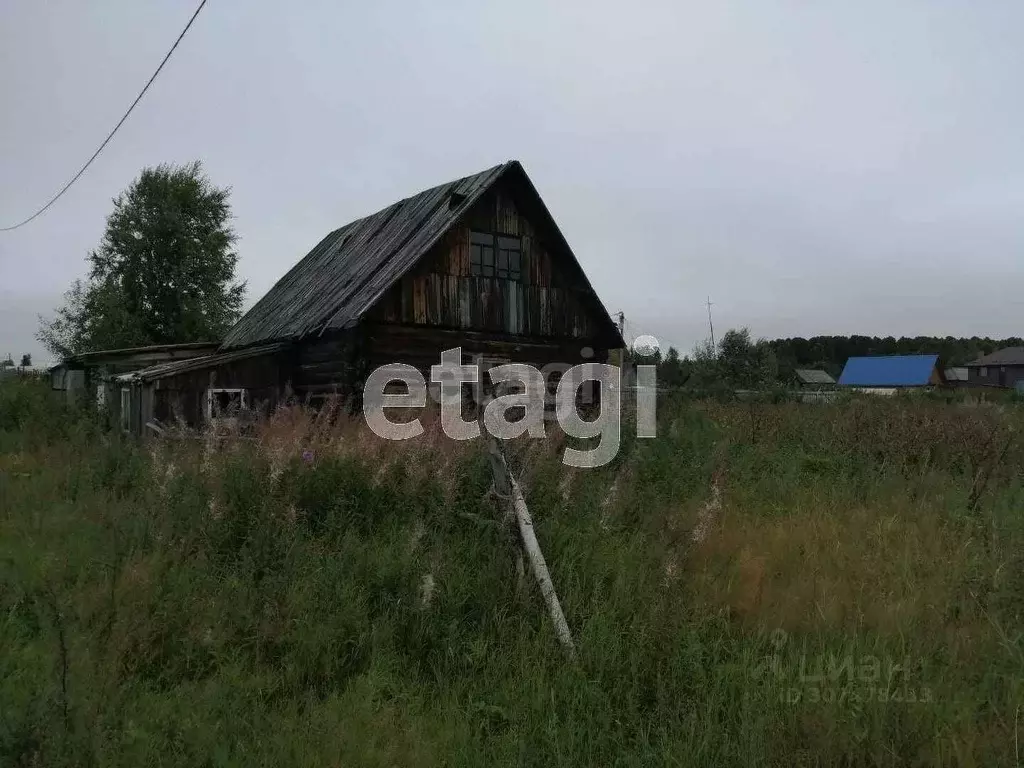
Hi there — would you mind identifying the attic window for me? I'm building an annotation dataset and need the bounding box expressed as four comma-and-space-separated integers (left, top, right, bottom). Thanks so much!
470, 232, 521, 281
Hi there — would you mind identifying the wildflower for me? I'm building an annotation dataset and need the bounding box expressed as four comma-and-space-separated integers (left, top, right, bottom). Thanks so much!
301, 449, 315, 464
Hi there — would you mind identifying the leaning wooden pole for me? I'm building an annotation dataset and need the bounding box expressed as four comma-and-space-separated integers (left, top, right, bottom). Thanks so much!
486, 434, 576, 657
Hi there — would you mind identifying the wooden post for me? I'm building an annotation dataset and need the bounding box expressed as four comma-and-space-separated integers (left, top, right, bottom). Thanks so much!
140, 383, 155, 438
485, 432, 576, 657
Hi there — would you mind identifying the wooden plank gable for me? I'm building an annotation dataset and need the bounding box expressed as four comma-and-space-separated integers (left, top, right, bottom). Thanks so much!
366, 175, 613, 343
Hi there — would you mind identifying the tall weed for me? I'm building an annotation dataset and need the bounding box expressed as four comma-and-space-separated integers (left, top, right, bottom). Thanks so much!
1, 379, 1022, 766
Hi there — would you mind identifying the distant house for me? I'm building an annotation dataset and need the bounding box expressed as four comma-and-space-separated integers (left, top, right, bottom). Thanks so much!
837, 354, 946, 394
794, 369, 835, 388
964, 347, 1024, 390
944, 367, 970, 388
114, 161, 624, 435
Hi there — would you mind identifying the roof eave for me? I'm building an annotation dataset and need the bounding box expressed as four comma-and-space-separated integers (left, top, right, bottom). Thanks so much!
343, 160, 517, 331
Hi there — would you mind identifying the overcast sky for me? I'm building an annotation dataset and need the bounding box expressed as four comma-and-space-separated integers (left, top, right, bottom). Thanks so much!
2, 1, 1022, 365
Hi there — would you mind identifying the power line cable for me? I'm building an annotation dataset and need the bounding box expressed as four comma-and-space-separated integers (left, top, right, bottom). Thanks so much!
0, 0, 208, 232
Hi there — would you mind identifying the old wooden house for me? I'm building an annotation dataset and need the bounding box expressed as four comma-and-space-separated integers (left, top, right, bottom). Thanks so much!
49, 342, 219, 409
964, 347, 1024, 391
837, 354, 947, 394
793, 368, 836, 389
118, 161, 624, 433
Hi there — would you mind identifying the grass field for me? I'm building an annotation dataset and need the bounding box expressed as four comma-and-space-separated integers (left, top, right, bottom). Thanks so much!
1, 378, 1022, 766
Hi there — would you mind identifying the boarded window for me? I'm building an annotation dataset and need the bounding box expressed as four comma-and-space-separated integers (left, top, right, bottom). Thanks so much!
471, 232, 521, 281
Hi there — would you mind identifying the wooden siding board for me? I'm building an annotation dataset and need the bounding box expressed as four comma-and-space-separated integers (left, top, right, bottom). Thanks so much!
459, 279, 471, 328
293, 331, 359, 394
362, 323, 610, 374
146, 349, 290, 428
413, 279, 425, 324
497, 191, 519, 235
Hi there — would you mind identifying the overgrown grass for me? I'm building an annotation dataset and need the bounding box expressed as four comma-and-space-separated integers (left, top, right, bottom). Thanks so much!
1, 380, 1022, 766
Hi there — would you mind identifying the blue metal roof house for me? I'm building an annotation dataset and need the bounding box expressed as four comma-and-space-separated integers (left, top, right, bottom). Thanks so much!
837, 354, 946, 389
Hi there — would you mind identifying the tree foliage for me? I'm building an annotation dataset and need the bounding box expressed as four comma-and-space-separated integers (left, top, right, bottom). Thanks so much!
627, 343, 691, 388
686, 328, 777, 391
659, 345, 689, 388
718, 328, 778, 389
627, 329, 776, 391
38, 162, 245, 357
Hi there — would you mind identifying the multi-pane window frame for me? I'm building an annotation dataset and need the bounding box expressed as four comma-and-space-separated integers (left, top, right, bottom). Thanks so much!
470, 231, 522, 281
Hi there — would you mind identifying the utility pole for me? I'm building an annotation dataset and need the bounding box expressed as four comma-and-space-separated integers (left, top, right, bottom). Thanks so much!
706, 296, 716, 351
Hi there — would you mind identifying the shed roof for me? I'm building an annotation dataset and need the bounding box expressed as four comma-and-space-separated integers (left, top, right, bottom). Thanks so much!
965, 347, 1024, 367
116, 342, 288, 383
64, 342, 220, 367
221, 160, 623, 350
794, 368, 835, 385
944, 367, 969, 382
838, 355, 941, 387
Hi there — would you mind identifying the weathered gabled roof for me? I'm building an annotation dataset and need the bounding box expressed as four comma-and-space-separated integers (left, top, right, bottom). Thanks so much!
222, 160, 623, 350
794, 368, 835, 385
965, 346, 1024, 367
222, 163, 508, 349
838, 354, 941, 387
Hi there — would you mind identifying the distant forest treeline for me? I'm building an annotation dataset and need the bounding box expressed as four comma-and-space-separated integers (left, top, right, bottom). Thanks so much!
768, 336, 1024, 378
